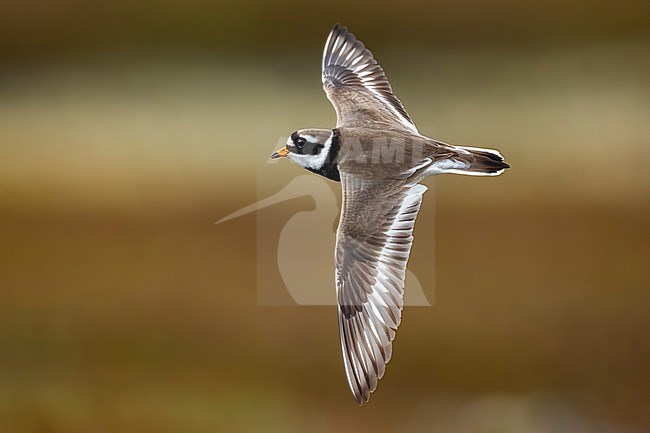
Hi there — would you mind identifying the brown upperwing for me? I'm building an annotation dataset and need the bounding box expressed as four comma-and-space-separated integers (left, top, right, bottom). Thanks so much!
322, 24, 418, 133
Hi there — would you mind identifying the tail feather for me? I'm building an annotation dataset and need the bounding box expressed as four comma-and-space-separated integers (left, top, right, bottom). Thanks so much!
453, 146, 510, 176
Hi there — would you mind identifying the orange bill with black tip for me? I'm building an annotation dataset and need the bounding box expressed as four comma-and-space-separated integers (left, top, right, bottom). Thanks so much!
270, 146, 289, 159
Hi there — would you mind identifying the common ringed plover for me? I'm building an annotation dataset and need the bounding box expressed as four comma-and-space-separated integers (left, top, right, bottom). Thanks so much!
271, 24, 510, 405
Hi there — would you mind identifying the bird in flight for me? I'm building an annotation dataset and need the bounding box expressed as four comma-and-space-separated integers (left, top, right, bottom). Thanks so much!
271, 24, 510, 405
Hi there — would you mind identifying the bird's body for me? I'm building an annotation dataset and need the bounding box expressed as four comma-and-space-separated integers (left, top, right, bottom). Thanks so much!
271, 24, 510, 405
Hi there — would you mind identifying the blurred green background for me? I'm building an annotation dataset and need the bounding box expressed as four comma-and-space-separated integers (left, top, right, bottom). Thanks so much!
1, 1, 649, 432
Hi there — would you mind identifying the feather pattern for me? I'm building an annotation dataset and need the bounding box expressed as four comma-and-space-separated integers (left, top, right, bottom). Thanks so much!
322, 24, 418, 133
336, 173, 427, 404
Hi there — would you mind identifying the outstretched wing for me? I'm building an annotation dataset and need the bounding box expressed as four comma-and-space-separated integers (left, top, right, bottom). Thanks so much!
322, 24, 418, 133
336, 173, 427, 404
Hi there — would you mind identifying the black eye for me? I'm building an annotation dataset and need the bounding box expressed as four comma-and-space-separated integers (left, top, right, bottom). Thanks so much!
295, 137, 306, 148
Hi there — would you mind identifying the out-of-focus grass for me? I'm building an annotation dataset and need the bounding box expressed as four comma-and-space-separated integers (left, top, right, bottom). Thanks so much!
1, 42, 647, 209
0, 41, 648, 432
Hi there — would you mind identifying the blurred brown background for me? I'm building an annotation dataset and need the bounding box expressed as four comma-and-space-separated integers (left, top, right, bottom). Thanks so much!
0, 1, 649, 432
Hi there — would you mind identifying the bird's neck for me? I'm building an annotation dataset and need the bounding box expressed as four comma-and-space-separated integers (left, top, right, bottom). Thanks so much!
305, 128, 341, 182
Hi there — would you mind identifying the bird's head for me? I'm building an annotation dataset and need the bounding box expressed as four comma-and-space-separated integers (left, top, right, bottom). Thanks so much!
271, 129, 337, 171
